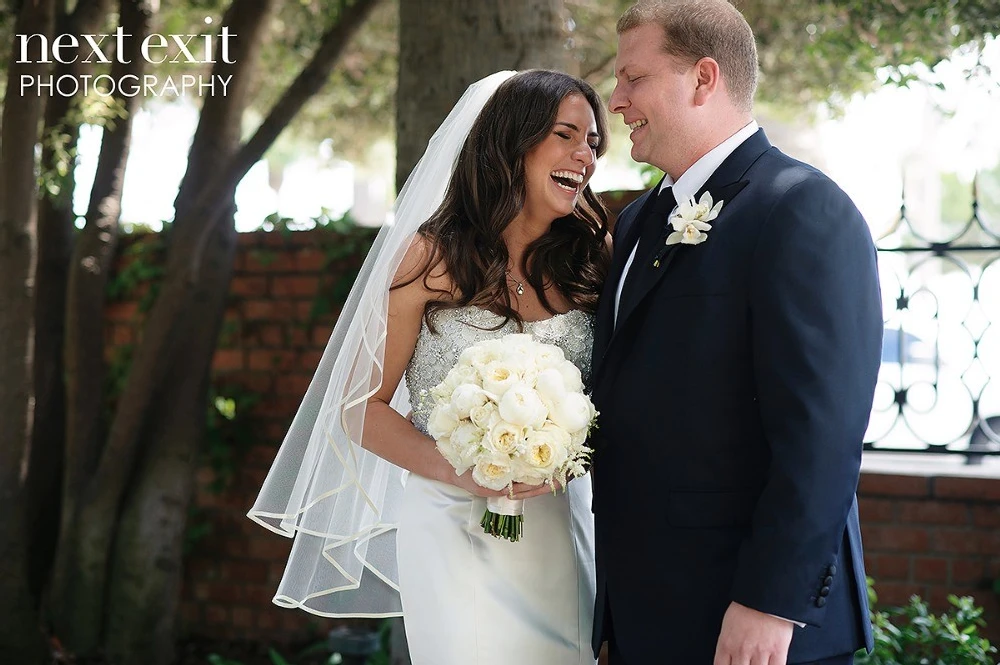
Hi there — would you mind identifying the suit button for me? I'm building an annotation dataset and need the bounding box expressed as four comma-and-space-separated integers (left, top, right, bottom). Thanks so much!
828, 565, 837, 576
816, 596, 827, 608
819, 586, 831, 597
824, 575, 834, 585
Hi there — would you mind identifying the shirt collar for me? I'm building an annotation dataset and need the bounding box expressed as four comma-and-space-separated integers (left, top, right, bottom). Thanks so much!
658, 120, 759, 203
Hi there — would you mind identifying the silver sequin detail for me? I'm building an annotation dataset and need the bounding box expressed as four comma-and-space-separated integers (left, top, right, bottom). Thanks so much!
405, 306, 595, 435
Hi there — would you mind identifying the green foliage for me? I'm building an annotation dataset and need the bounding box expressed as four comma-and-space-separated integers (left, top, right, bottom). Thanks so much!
254, 0, 399, 163
203, 385, 263, 493
106, 234, 167, 313
257, 209, 378, 323
857, 579, 998, 665
364, 619, 394, 665
314, 212, 378, 319
185, 383, 264, 554
205, 637, 367, 665
103, 344, 135, 425
638, 163, 665, 189
38, 95, 129, 204
208, 655, 246, 665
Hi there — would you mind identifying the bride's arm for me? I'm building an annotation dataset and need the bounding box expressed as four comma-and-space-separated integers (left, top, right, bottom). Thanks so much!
361, 237, 506, 498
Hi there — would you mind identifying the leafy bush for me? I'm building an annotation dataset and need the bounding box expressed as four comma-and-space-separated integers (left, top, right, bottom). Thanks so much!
857, 580, 997, 665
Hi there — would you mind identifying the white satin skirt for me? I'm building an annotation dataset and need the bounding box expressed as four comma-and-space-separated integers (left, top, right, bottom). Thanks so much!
396, 473, 597, 665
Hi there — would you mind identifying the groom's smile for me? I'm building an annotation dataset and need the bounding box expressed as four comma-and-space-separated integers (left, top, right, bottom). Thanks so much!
608, 23, 703, 178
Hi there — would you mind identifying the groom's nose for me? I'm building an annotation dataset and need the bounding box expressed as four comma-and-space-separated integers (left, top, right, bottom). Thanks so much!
608, 83, 627, 115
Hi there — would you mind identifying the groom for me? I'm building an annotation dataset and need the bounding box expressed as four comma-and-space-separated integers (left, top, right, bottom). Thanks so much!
590, 1, 882, 664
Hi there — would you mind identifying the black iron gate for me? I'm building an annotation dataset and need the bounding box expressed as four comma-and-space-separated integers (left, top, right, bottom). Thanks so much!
865, 172, 1000, 463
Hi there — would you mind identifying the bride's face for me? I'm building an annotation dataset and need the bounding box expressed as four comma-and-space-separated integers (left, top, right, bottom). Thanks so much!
519, 94, 599, 224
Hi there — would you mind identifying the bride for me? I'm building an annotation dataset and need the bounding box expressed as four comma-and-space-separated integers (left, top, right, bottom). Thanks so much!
249, 70, 610, 664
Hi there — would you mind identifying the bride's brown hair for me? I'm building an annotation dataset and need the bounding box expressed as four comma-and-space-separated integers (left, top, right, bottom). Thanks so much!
396, 69, 611, 331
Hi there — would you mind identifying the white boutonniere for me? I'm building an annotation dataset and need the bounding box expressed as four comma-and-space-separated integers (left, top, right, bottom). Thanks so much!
665, 192, 724, 246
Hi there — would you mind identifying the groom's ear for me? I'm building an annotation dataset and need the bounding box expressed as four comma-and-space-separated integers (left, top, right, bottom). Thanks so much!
692, 57, 721, 107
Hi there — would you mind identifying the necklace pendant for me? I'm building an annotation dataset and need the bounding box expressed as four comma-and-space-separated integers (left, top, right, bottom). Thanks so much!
516, 283, 525, 296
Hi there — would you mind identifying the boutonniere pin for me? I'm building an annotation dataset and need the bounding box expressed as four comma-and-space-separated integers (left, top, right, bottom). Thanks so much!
665, 192, 724, 246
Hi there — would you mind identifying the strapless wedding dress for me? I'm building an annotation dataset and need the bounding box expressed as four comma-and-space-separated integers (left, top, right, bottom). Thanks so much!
398, 306, 597, 665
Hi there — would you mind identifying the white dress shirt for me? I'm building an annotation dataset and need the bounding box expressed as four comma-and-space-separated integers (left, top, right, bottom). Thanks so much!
613, 120, 759, 326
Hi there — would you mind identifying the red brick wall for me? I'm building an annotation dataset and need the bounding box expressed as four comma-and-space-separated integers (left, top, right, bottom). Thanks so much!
858, 472, 1000, 640
106, 227, 1000, 647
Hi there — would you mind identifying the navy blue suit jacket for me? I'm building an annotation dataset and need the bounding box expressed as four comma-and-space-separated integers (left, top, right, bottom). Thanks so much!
590, 129, 881, 663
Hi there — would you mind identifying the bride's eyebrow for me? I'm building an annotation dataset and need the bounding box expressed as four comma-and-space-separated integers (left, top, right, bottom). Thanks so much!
555, 121, 599, 141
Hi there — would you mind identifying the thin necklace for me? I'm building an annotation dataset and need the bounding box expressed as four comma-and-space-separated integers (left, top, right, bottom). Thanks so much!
506, 270, 525, 296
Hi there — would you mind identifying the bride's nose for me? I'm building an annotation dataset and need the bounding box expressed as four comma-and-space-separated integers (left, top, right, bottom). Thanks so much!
572, 142, 594, 168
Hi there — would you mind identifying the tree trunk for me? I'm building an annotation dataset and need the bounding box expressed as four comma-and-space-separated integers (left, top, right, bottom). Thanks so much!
395, 0, 573, 189
62, 0, 148, 555
0, 0, 55, 660
45, 0, 149, 653
105, 211, 238, 665
44, 0, 381, 657
49, 0, 274, 652
102, 1, 270, 660
30, 0, 115, 602
104, 1, 380, 658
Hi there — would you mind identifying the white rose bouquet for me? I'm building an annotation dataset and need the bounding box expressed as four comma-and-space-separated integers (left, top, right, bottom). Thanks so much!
425, 333, 596, 542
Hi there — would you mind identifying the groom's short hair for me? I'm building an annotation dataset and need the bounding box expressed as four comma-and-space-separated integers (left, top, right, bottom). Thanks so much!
617, 0, 758, 113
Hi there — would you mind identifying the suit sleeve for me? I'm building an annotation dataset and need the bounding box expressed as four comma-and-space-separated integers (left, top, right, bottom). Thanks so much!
730, 174, 882, 626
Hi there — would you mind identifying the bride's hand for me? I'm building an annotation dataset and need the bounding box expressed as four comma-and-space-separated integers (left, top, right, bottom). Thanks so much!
509, 477, 567, 500
448, 469, 509, 498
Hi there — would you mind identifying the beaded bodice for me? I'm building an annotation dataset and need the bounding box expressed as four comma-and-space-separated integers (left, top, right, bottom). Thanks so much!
405, 307, 594, 435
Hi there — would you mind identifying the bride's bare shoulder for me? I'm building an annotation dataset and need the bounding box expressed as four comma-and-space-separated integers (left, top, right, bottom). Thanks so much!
392, 233, 456, 301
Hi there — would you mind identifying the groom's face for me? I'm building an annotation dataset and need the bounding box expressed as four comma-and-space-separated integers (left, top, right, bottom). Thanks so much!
609, 23, 696, 175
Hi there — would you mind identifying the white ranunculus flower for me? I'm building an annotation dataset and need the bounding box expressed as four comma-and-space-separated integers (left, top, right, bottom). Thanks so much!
451, 420, 484, 449
434, 436, 462, 470
534, 368, 567, 406
501, 333, 534, 351
472, 455, 514, 491
427, 404, 460, 440
444, 365, 481, 391
485, 420, 524, 455
430, 382, 453, 403
482, 360, 520, 396
450, 421, 485, 471
508, 455, 543, 485
533, 343, 566, 370
498, 383, 548, 428
450, 383, 489, 419
502, 334, 537, 369
459, 342, 502, 371
570, 425, 589, 448
469, 401, 499, 429
556, 361, 584, 394
523, 424, 570, 474
548, 392, 595, 433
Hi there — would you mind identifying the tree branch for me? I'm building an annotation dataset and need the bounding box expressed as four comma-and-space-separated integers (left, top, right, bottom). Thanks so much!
188, 0, 384, 277
63, 0, 152, 547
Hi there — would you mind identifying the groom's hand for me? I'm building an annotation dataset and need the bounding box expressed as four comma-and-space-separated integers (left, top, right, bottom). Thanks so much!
714, 602, 793, 665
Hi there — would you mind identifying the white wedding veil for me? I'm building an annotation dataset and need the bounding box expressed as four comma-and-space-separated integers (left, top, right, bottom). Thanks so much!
247, 71, 518, 617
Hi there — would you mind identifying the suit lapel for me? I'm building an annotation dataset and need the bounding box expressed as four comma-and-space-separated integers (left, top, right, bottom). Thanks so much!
592, 185, 661, 372
605, 129, 773, 364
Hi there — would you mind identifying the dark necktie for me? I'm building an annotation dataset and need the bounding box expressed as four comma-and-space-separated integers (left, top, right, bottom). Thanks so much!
623, 185, 676, 291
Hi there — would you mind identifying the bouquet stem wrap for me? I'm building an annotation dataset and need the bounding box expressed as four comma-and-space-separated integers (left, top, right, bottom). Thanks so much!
482, 495, 524, 542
